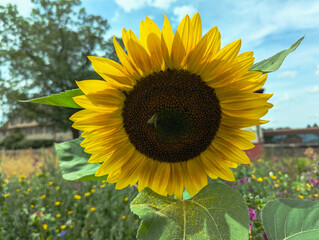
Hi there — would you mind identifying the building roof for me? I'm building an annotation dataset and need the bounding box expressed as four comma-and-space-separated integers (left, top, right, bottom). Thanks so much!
264, 127, 319, 136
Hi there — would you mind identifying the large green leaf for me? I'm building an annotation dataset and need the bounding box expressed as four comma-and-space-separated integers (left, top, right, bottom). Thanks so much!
261, 198, 319, 240
20, 88, 83, 108
250, 36, 304, 73
130, 183, 250, 240
55, 137, 107, 181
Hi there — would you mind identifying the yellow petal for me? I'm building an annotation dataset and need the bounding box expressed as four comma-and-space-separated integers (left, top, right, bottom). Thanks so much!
162, 14, 174, 54
88, 56, 133, 88
171, 15, 190, 69
113, 35, 140, 81
139, 16, 161, 53
214, 39, 241, 62
126, 31, 152, 75
190, 12, 202, 49
221, 117, 269, 128
75, 80, 113, 94
211, 139, 251, 164
152, 162, 170, 196
184, 26, 220, 74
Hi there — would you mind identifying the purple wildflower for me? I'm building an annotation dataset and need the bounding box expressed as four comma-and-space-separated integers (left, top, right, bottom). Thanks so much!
248, 208, 256, 220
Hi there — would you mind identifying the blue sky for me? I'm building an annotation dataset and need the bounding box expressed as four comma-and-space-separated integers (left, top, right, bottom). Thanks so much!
3, 0, 319, 129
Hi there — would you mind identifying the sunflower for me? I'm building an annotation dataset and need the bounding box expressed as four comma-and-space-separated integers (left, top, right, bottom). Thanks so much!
70, 13, 272, 199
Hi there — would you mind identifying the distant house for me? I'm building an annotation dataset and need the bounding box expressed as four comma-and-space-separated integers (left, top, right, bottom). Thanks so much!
0, 117, 73, 143
264, 127, 319, 145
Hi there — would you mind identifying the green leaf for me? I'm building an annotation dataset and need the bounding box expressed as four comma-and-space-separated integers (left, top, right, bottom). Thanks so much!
54, 137, 107, 181
261, 198, 319, 240
130, 183, 250, 240
250, 36, 304, 73
20, 88, 84, 108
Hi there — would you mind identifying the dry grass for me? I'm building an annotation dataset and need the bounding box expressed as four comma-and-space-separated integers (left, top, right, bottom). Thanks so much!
0, 148, 58, 178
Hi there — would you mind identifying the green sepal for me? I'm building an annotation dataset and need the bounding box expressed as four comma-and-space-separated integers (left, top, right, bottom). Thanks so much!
261, 198, 319, 240
130, 183, 250, 240
20, 88, 84, 108
54, 137, 107, 181
250, 36, 304, 73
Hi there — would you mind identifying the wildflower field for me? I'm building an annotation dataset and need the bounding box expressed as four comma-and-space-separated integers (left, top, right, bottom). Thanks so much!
0, 147, 318, 240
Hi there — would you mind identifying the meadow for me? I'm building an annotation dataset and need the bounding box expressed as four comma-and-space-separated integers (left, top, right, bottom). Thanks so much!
0, 147, 318, 240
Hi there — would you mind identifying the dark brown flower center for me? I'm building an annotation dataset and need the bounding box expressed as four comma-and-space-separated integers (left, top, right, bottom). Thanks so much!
122, 69, 221, 163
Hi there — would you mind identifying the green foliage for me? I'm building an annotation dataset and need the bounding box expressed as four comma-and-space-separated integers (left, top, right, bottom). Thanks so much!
0, 128, 24, 149
261, 198, 319, 240
21, 88, 83, 108
0, 154, 139, 239
1, 139, 54, 150
0, 0, 120, 137
250, 36, 304, 73
131, 183, 250, 240
55, 137, 107, 181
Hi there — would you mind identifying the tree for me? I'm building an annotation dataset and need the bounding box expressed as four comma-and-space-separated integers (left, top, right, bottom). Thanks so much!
0, 0, 121, 138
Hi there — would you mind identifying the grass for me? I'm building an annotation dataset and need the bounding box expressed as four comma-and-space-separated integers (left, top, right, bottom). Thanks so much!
0, 147, 318, 239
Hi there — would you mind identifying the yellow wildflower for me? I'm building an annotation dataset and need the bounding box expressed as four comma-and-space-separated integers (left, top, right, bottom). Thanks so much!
296, 188, 300, 191
56, 186, 60, 190
61, 225, 66, 230
42, 224, 48, 230
124, 197, 129, 202
90, 189, 96, 193
16, 189, 20, 192
122, 216, 126, 220
299, 195, 304, 199
251, 175, 256, 179
56, 213, 61, 218
100, 184, 105, 188
271, 175, 277, 180
27, 188, 31, 192
257, 177, 263, 182
48, 181, 53, 185
84, 192, 91, 197
3, 193, 9, 198
68, 210, 73, 215
74, 194, 81, 200
55, 201, 61, 206
90, 207, 96, 212
41, 195, 46, 199
30, 204, 34, 208
274, 184, 279, 188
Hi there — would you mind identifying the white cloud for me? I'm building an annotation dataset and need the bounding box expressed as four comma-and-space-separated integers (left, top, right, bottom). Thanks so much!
111, 11, 120, 22
306, 85, 319, 93
315, 64, 319, 77
225, 1, 319, 44
152, 0, 177, 9
173, 5, 197, 22
277, 71, 297, 79
274, 92, 293, 104
114, 0, 147, 12
114, 0, 176, 12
